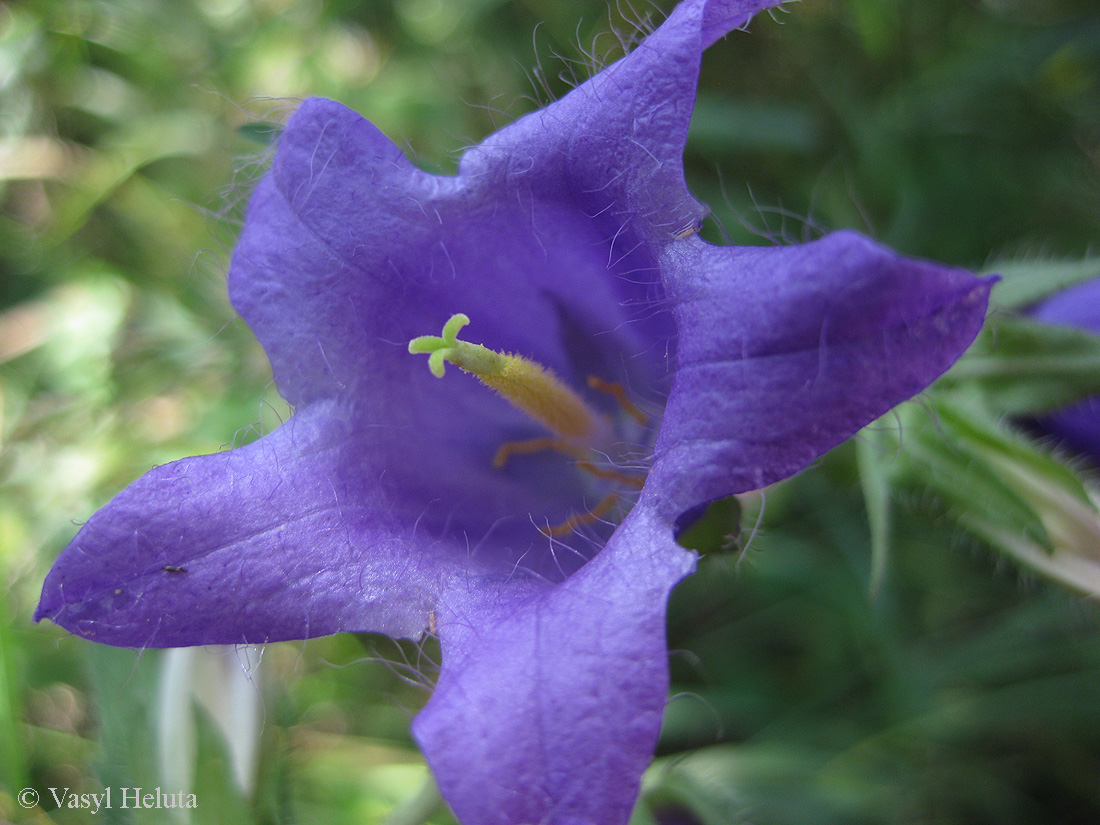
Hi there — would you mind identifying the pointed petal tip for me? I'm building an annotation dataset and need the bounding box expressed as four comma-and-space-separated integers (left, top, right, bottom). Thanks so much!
699, 0, 792, 46
413, 505, 690, 825
289, 95, 350, 121
32, 406, 446, 650
31, 598, 52, 626
650, 230, 997, 513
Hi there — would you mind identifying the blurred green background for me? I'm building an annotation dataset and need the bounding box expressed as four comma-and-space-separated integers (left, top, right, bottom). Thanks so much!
2, 0, 1100, 823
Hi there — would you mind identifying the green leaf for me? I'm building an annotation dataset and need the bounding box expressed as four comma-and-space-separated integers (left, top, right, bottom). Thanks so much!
688, 95, 824, 156
856, 426, 893, 597
236, 122, 283, 146
885, 399, 1055, 553
886, 394, 1100, 597
676, 496, 742, 556
933, 398, 1093, 505
87, 645, 171, 824
0, 610, 29, 794
947, 312, 1100, 414
189, 702, 255, 825
986, 257, 1100, 310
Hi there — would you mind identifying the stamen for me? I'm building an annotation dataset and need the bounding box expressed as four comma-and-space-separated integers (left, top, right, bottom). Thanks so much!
540, 492, 620, 537
494, 440, 645, 488
575, 460, 645, 489
587, 376, 648, 426
411, 316, 652, 540
493, 437, 588, 470
410, 314, 604, 442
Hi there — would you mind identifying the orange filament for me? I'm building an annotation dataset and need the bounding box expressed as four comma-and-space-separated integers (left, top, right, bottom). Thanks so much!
493, 439, 645, 489
587, 376, 648, 426
493, 437, 590, 469
540, 492, 620, 537
493, 441, 645, 538
490, 375, 649, 538
575, 460, 646, 489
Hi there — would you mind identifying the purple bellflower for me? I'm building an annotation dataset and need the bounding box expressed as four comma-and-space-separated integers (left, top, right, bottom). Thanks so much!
37, 1, 994, 823
1031, 278, 1100, 458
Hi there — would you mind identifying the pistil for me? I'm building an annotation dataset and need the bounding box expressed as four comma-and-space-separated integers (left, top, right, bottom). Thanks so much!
409, 314, 604, 444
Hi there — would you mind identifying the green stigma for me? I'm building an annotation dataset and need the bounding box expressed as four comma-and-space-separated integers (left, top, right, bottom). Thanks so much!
408, 313, 602, 443
408, 313, 502, 379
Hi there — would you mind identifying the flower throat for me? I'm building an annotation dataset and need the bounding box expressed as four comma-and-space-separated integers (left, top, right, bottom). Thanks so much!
409, 314, 646, 536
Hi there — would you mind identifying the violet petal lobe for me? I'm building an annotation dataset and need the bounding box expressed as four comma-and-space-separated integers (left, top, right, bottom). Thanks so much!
229, 100, 642, 414
1031, 277, 1100, 332
34, 402, 442, 646
463, 0, 788, 243
233, 97, 652, 410
1031, 278, 1100, 457
231, 98, 662, 491
413, 498, 695, 825
648, 232, 995, 518
1036, 396, 1100, 465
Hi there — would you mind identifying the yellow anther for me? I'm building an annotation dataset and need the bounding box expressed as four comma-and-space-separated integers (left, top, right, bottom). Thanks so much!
410, 314, 603, 443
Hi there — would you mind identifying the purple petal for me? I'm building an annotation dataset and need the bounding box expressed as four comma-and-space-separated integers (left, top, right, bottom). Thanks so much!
413, 499, 694, 825
1031, 277, 1100, 457
1036, 399, 1100, 459
700, 1, 787, 47
232, 98, 666, 412
1031, 277, 1100, 332
464, 0, 787, 241
648, 232, 994, 516
232, 1, 788, 418
35, 402, 442, 646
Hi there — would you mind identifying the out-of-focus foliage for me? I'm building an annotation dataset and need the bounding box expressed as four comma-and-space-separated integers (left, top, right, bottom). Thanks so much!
1, 0, 1099, 823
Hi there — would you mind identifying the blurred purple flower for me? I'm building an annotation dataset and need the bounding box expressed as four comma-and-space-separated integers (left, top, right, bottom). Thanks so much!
36, 1, 994, 822
1031, 278, 1100, 458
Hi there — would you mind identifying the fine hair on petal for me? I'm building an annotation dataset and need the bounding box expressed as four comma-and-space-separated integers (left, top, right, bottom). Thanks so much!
330, 635, 440, 694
